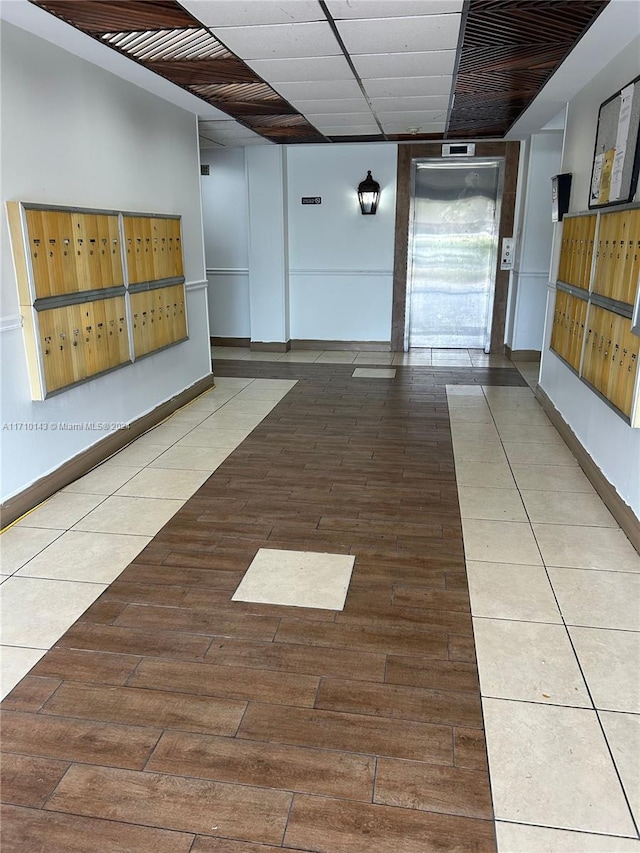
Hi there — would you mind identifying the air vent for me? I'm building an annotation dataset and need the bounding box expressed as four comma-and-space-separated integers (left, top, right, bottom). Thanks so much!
200, 164, 210, 176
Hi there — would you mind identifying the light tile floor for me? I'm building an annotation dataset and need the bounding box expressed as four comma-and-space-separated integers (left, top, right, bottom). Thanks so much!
352, 367, 397, 379
232, 548, 355, 611
2, 351, 639, 850
0, 377, 296, 697
212, 345, 514, 368
447, 381, 640, 848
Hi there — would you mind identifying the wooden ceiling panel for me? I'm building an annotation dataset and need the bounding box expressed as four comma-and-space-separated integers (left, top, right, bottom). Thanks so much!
32, 0, 610, 143
188, 83, 298, 116
189, 82, 283, 102
449, 0, 609, 137
219, 102, 300, 117
36, 1, 198, 34
261, 129, 327, 144
457, 45, 568, 75
145, 58, 260, 85
461, 0, 607, 45
101, 28, 230, 62
244, 115, 326, 142
30, 0, 313, 145
242, 115, 317, 129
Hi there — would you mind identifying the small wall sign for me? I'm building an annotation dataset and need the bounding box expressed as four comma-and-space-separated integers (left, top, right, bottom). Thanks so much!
301, 197, 321, 204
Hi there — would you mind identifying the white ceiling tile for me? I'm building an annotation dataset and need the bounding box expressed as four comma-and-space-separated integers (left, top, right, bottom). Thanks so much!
198, 119, 245, 131
336, 15, 460, 54
305, 112, 377, 127
246, 54, 354, 82
218, 132, 267, 141
364, 76, 452, 97
213, 22, 341, 60
203, 136, 272, 148
377, 110, 448, 123
382, 121, 446, 134
272, 79, 362, 100
326, 0, 463, 18
205, 132, 263, 141
370, 95, 449, 112
212, 137, 272, 147
319, 126, 383, 136
293, 98, 371, 114
183, 0, 324, 26
352, 50, 456, 78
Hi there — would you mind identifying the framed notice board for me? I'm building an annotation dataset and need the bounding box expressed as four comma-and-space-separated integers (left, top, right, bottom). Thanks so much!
589, 74, 640, 209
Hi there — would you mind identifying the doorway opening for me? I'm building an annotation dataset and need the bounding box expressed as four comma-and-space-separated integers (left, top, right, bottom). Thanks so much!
405, 158, 503, 352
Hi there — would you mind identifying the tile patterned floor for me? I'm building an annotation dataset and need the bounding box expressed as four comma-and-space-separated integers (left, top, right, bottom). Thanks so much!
1, 351, 638, 852
448, 382, 640, 848
212, 345, 514, 370
1, 378, 294, 695
232, 548, 355, 610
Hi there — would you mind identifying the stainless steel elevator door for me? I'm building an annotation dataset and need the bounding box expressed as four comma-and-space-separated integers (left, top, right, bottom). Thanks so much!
407, 159, 502, 350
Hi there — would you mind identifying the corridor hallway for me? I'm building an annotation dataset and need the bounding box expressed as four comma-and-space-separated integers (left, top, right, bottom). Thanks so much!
1, 356, 639, 851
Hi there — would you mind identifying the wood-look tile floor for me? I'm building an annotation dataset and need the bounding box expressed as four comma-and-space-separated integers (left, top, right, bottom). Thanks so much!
1, 363, 528, 852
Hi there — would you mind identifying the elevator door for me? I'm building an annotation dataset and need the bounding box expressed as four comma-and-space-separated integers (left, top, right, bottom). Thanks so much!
407, 159, 502, 350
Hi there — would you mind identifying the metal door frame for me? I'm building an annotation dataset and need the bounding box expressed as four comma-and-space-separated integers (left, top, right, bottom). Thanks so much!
404, 156, 505, 352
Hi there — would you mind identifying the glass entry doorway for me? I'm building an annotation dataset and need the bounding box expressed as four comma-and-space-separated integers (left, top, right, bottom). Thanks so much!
406, 159, 502, 350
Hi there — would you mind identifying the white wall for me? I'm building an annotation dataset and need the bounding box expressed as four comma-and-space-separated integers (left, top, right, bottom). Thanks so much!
200, 147, 250, 338
199, 142, 397, 344
246, 146, 289, 344
287, 143, 397, 341
289, 273, 393, 340
1, 23, 210, 501
508, 131, 563, 351
539, 35, 640, 517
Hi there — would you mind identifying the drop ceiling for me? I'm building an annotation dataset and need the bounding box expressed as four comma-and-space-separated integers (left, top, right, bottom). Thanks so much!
28, 0, 610, 148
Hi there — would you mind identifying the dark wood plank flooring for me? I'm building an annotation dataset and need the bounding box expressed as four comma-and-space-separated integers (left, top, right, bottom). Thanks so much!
1, 362, 527, 851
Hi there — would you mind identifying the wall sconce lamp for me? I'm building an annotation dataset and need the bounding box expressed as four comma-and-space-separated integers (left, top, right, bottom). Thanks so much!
357, 170, 381, 215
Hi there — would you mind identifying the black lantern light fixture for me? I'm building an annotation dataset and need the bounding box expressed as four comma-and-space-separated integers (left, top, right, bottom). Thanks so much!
357, 170, 381, 215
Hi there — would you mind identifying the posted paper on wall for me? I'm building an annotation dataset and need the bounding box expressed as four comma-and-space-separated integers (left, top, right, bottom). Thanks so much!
591, 152, 604, 204
610, 82, 635, 202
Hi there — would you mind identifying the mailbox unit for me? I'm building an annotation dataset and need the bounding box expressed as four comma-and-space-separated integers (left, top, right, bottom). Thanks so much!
551, 203, 640, 425
6, 203, 187, 399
